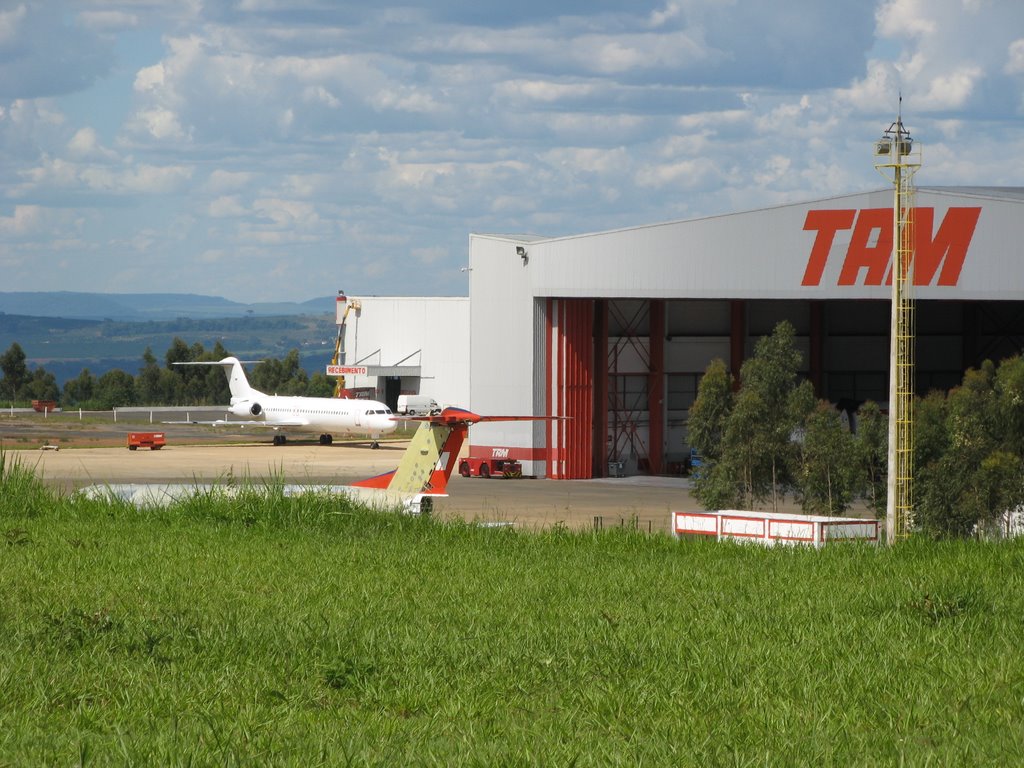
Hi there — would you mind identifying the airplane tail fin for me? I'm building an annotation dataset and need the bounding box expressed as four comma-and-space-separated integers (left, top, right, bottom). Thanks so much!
174, 357, 261, 401
350, 407, 555, 496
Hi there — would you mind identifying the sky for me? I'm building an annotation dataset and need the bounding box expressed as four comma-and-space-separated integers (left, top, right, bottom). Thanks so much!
1, 0, 1022, 304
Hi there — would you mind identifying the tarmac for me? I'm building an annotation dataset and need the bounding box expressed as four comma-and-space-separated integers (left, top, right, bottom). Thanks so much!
3, 412, 695, 533
3, 410, 865, 534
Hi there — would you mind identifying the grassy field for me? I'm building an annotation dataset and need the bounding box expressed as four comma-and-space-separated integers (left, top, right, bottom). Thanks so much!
2, 452, 1023, 765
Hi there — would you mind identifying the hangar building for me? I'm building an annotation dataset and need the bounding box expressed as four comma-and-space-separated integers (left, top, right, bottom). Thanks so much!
337, 296, 469, 411
466, 187, 1024, 479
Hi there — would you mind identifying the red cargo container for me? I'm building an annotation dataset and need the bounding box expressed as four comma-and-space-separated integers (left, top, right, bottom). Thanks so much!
127, 432, 166, 450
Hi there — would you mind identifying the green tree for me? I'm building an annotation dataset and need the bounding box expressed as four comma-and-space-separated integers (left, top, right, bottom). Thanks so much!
794, 402, 860, 516
202, 341, 232, 404
688, 358, 740, 509
689, 322, 810, 512
63, 368, 97, 407
307, 372, 336, 398
137, 347, 163, 405
730, 320, 806, 511
20, 367, 60, 402
94, 369, 138, 410
913, 362, 1024, 538
995, 355, 1024, 456
0, 342, 29, 402
721, 386, 773, 508
914, 390, 950, 472
165, 337, 208, 404
975, 450, 1024, 537
251, 349, 309, 396
854, 400, 887, 519
687, 358, 732, 465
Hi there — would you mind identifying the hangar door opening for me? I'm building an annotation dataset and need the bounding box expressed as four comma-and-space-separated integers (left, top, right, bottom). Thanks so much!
546, 298, 595, 479
545, 298, 668, 479
547, 297, 738, 478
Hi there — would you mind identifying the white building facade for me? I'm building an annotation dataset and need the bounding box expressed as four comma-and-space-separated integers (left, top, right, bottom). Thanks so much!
338, 296, 469, 411
467, 187, 1024, 479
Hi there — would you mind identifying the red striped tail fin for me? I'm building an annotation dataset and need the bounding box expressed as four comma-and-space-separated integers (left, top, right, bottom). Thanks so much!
350, 407, 560, 496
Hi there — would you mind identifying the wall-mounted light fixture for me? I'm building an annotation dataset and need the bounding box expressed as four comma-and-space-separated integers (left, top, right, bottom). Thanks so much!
516, 245, 528, 264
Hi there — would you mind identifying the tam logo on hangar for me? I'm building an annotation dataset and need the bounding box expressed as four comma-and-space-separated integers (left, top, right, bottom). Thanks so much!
800, 207, 981, 287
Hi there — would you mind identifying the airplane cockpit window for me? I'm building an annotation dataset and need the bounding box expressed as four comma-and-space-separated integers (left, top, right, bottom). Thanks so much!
386, 409, 393, 414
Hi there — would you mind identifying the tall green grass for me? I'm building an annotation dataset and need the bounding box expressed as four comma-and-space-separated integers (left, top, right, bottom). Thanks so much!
2, 452, 1023, 765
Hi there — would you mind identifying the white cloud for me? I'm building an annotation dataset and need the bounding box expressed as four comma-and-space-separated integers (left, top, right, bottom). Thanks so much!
67, 127, 118, 160
0, 4, 26, 45
838, 60, 900, 111
205, 170, 254, 193
412, 245, 446, 265
252, 198, 320, 228
493, 80, 597, 103
919, 65, 983, 109
370, 88, 441, 114
572, 30, 710, 75
648, 2, 682, 28
753, 155, 793, 187
540, 146, 631, 175
0, 205, 42, 235
535, 112, 647, 143
134, 63, 166, 93
675, 110, 749, 131
634, 157, 717, 189
81, 162, 192, 193
77, 10, 138, 32
1006, 39, 1024, 75
302, 85, 340, 108
2, 0, 1022, 301
876, 0, 937, 38
129, 107, 188, 141
208, 195, 247, 218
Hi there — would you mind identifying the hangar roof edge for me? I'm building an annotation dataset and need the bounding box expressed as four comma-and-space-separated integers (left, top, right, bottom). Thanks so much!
472, 186, 1024, 246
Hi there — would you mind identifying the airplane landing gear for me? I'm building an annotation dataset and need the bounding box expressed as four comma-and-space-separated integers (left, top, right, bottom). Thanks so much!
273, 435, 287, 446
371, 441, 380, 449
319, 434, 333, 445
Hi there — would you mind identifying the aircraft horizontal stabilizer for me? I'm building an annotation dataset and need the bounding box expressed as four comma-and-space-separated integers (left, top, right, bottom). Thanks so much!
397, 406, 565, 425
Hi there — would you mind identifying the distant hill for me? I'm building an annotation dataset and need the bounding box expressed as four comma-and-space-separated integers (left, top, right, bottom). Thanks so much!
0, 306, 338, 386
0, 291, 334, 321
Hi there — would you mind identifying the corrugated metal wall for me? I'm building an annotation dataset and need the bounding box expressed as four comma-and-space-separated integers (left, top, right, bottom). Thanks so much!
547, 298, 594, 479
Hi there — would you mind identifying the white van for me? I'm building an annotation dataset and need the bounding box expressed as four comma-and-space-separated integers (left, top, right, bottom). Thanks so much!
397, 394, 440, 416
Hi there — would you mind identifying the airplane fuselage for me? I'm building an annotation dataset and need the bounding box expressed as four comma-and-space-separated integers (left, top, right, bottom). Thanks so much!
172, 357, 398, 447
229, 393, 396, 441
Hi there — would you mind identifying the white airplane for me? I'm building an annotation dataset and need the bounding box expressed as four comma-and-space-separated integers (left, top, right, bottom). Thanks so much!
173, 356, 397, 448
83, 407, 550, 515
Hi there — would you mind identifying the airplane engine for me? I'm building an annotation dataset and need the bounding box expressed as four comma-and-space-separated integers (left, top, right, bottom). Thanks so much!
229, 401, 262, 418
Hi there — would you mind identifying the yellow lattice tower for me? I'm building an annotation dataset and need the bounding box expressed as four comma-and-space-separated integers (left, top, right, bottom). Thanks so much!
875, 106, 921, 543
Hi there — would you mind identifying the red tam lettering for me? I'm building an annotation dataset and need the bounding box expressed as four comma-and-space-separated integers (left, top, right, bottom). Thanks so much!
911, 207, 981, 286
838, 209, 892, 286
801, 209, 855, 286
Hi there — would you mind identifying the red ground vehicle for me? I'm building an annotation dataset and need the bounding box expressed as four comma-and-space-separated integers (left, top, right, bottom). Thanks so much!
127, 432, 166, 450
458, 456, 522, 478
31, 400, 58, 413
